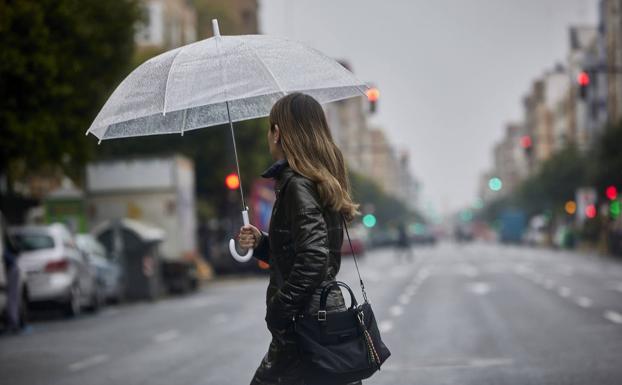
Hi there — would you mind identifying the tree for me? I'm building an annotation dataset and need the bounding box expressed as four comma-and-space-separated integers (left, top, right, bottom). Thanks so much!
349, 172, 424, 227
0, 0, 140, 186
592, 121, 622, 192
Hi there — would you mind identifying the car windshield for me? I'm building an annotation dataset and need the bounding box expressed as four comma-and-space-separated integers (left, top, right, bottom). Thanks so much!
13, 233, 55, 251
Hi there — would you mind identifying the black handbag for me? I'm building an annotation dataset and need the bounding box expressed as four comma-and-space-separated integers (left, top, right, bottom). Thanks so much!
279, 218, 391, 382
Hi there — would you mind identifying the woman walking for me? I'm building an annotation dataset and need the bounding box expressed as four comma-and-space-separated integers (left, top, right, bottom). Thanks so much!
239, 93, 361, 385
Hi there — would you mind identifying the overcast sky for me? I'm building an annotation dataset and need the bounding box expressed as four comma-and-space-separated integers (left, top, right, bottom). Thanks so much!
259, 0, 598, 215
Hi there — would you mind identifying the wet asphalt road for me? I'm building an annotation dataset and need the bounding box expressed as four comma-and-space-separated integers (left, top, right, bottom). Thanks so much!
2, 242, 622, 385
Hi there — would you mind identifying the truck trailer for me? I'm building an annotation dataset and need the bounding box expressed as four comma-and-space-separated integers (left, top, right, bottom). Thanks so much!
86, 156, 198, 293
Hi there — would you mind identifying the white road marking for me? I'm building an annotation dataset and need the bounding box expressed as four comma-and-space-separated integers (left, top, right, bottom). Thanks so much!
468, 282, 491, 295
417, 268, 430, 280
611, 283, 622, 293
544, 279, 555, 289
100, 308, 120, 317
576, 297, 593, 308
469, 358, 514, 367
389, 305, 404, 317
378, 320, 393, 333
560, 267, 574, 277
399, 294, 410, 305
462, 266, 479, 277
153, 329, 180, 343
558, 287, 571, 298
604, 310, 622, 324
212, 313, 228, 324
186, 298, 217, 309
68, 354, 109, 372
404, 285, 418, 296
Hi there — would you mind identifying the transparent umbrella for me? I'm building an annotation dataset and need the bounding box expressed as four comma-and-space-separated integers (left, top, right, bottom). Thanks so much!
86, 20, 368, 261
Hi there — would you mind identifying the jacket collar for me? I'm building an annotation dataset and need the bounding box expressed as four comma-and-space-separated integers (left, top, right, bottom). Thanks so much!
261, 159, 295, 192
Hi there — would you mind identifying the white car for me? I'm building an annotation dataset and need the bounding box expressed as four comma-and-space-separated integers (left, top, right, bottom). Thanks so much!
11, 224, 100, 316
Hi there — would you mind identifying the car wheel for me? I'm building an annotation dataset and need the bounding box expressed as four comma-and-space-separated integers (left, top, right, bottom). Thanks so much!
87, 287, 103, 313
64, 285, 81, 317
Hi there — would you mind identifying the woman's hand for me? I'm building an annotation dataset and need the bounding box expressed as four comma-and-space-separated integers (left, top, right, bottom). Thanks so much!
239, 224, 262, 250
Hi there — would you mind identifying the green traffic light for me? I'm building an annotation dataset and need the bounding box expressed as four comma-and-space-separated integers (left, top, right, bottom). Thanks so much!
362, 214, 377, 228
460, 210, 473, 222
611, 201, 621, 218
489, 177, 503, 192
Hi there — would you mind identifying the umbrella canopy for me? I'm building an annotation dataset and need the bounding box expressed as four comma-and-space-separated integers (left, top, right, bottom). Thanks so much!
86, 23, 367, 141
86, 20, 368, 262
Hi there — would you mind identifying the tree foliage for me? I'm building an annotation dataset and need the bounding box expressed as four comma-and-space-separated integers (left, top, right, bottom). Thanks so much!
349, 172, 423, 227
592, 121, 622, 192
0, 0, 140, 182
515, 145, 588, 217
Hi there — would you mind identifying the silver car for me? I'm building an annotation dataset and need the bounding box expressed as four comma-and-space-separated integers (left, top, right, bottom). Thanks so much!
11, 224, 99, 316
76, 234, 123, 303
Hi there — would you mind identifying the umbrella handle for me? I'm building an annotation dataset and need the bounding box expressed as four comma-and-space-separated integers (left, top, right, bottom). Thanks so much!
229, 209, 254, 262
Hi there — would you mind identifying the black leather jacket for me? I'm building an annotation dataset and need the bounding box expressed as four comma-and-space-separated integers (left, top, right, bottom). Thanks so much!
254, 161, 346, 329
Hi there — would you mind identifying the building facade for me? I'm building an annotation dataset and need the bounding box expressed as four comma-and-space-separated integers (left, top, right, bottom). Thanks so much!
135, 0, 198, 50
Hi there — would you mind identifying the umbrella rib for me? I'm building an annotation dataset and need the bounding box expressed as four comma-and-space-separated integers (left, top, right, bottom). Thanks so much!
162, 47, 185, 117
235, 37, 287, 96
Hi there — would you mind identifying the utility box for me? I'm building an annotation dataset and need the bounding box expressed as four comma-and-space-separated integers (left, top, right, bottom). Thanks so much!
93, 218, 164, 301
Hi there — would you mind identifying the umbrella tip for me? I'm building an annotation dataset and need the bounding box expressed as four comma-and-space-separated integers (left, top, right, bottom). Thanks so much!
212, 19, 220, 37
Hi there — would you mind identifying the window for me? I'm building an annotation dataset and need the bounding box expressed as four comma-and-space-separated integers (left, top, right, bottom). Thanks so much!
12, 234, 55, 251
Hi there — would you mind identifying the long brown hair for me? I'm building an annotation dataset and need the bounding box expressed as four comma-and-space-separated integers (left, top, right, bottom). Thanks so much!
269, 93, 359, 221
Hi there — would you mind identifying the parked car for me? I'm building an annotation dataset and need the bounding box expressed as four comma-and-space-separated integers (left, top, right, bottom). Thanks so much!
76, 234, 123, 303
341, 224, 367, 256
10, 224, 100, 316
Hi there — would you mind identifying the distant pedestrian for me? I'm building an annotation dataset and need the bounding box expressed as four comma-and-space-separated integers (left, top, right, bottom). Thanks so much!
238, 93, 362, 385
395, 222, 414, 263
2, 214, 24, 332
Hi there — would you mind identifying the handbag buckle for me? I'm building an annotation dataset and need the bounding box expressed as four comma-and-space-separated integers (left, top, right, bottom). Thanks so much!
317, 310, 327, 321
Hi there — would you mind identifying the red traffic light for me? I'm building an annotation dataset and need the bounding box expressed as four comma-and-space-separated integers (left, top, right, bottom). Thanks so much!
585, 204, 597, 219
225, 173, 240, 190
577, 71, 590, 87
606, 185, 618, 201
366, 87, 379, 102
520, 135, 532, 149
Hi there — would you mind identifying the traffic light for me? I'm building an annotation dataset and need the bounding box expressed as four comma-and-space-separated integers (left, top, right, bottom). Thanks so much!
585, 204, 597, 219
577, 70, 590, 100
488, 177, 503, 192
366, 87, 379, 114
519, 135, 532, 149
362, 214, 377, 228
606, 185, 618, 201
225, 173, 240, 190
520, 135, 533, 156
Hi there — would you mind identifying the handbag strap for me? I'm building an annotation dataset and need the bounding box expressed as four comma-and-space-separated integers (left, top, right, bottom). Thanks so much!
342, 215, 368, 303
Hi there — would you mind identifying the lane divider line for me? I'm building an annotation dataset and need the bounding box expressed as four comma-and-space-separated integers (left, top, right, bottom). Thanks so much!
68, 354, 109, 372
379, 320, 393, 333
604, 310, 622, 324
575, 297, 593, 308
389, 305, 404, 317
153, 329, 180, 343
